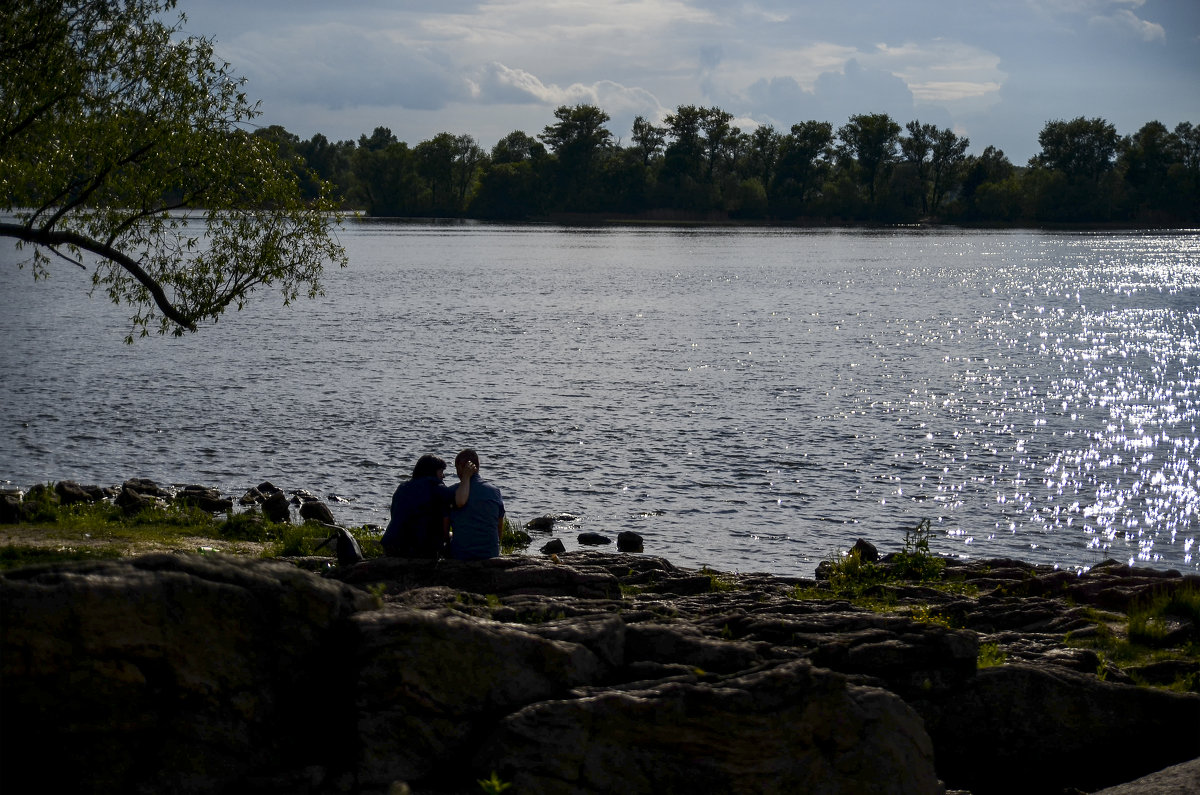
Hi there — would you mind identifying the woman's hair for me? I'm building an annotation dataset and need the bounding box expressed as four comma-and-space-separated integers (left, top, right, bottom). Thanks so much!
411, 454, 447, 479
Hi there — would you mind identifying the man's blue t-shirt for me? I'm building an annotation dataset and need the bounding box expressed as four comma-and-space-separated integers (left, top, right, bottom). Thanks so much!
382, 476, 456, 558
447, 475, 505, 561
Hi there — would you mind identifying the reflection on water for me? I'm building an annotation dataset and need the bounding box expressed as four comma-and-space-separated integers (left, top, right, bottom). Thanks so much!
2, 223, 1199, 577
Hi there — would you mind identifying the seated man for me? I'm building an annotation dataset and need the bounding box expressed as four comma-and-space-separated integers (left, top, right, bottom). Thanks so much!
446, 449, 505, 561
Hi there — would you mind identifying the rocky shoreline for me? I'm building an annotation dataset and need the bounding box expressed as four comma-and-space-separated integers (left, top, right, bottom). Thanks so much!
2, 479, 1200, 793
1, 537, 1198, 793
0, 478, 342, 526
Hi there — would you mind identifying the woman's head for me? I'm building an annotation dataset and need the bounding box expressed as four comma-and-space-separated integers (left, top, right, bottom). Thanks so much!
412, 454, 447, 479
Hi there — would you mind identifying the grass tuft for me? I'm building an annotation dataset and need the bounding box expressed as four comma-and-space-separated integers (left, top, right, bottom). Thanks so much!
1128, 584, 1200, 647
978, 642, 1007, 668
702, 565, 738, 592
801, 518, 959, 606
500, 518, 532, 554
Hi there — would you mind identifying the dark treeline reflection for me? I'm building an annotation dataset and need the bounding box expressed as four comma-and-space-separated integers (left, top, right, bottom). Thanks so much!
257, 107, 1200, 225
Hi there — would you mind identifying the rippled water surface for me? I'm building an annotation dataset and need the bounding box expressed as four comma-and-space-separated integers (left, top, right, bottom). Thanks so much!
3, 223, 1200, 577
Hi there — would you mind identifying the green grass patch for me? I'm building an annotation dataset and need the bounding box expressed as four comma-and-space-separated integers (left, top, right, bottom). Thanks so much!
262, 522, 383, 558
478, 771, 512, 794
1, 495, 313, 568
789, 582, 900, 612
891, 520, 947, 580
500, 517, 532, 554
0, 544, 124, 568
217, 511, 273, 541
268, 523, 332, 557
978, 642, 1007, 668
1065, 610, 1200, 691
823, 550, 889, 596
1128, 583, 1200, 647
701, 565, 738, 592
909, 604, 954, 627
802, 519, 959, 605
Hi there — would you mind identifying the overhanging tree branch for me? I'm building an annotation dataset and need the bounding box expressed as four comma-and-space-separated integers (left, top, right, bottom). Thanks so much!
0, 221, 198, 330
1, 0, 346, 341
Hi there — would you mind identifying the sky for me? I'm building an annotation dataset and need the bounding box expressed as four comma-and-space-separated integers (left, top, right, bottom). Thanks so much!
177, 0, 1200, 164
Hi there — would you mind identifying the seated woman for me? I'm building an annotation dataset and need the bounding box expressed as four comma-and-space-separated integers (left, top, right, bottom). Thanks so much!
381, 454, 470, 558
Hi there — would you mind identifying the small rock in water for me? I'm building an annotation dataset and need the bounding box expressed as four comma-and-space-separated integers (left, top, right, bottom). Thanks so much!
526, 515, 557, 531
617, 531, 644, 553
577, 532, 611, 546
540, 538, 566, 555
850, 538, 879, 562
291, 489, 319, 505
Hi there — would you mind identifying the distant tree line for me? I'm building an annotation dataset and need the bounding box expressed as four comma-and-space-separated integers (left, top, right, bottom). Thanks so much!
255, 107, 1200, 225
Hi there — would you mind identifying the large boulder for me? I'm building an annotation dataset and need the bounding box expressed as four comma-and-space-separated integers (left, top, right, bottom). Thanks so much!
0, 554, 374, 794
349, 606, 605, 787
624, 621, 765, 674
476, 659, 944, 794
1093, 755, 1200, 794
916, 662, 1200, 795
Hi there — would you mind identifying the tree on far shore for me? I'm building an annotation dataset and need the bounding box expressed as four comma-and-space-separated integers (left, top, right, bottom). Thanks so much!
0, 0, 346, 341
837, 113, 902, 212
539, 104, 613, 211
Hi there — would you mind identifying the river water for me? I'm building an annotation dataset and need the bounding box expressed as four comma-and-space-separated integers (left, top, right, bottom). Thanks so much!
3, 221, 1199, 577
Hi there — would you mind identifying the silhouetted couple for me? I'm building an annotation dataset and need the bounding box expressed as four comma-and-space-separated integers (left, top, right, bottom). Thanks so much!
381, 449, 505, 561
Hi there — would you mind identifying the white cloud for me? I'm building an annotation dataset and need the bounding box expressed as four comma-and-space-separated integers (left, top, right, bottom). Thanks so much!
1108, 8, 1166, 41
1027, 0, 1148, 14
470, 63, 554, 104
723, 42, 858, 91
726, 36, 1002, 130
909, 81, 1005, 102
869, 40, 1005, 102
424, 0, 718, 61
1029, 0, 1165, 41
471, 63, 666, 115
221, 23, 471, 111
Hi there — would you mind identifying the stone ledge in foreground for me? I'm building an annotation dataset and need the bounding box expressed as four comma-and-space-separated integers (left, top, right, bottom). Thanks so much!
0, 550, 1197, 794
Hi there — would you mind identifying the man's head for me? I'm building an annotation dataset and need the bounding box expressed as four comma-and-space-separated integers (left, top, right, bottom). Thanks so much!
455, 449, 479, 471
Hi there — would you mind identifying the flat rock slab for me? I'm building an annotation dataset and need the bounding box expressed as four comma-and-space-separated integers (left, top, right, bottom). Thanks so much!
1093, 755, 1200, 794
